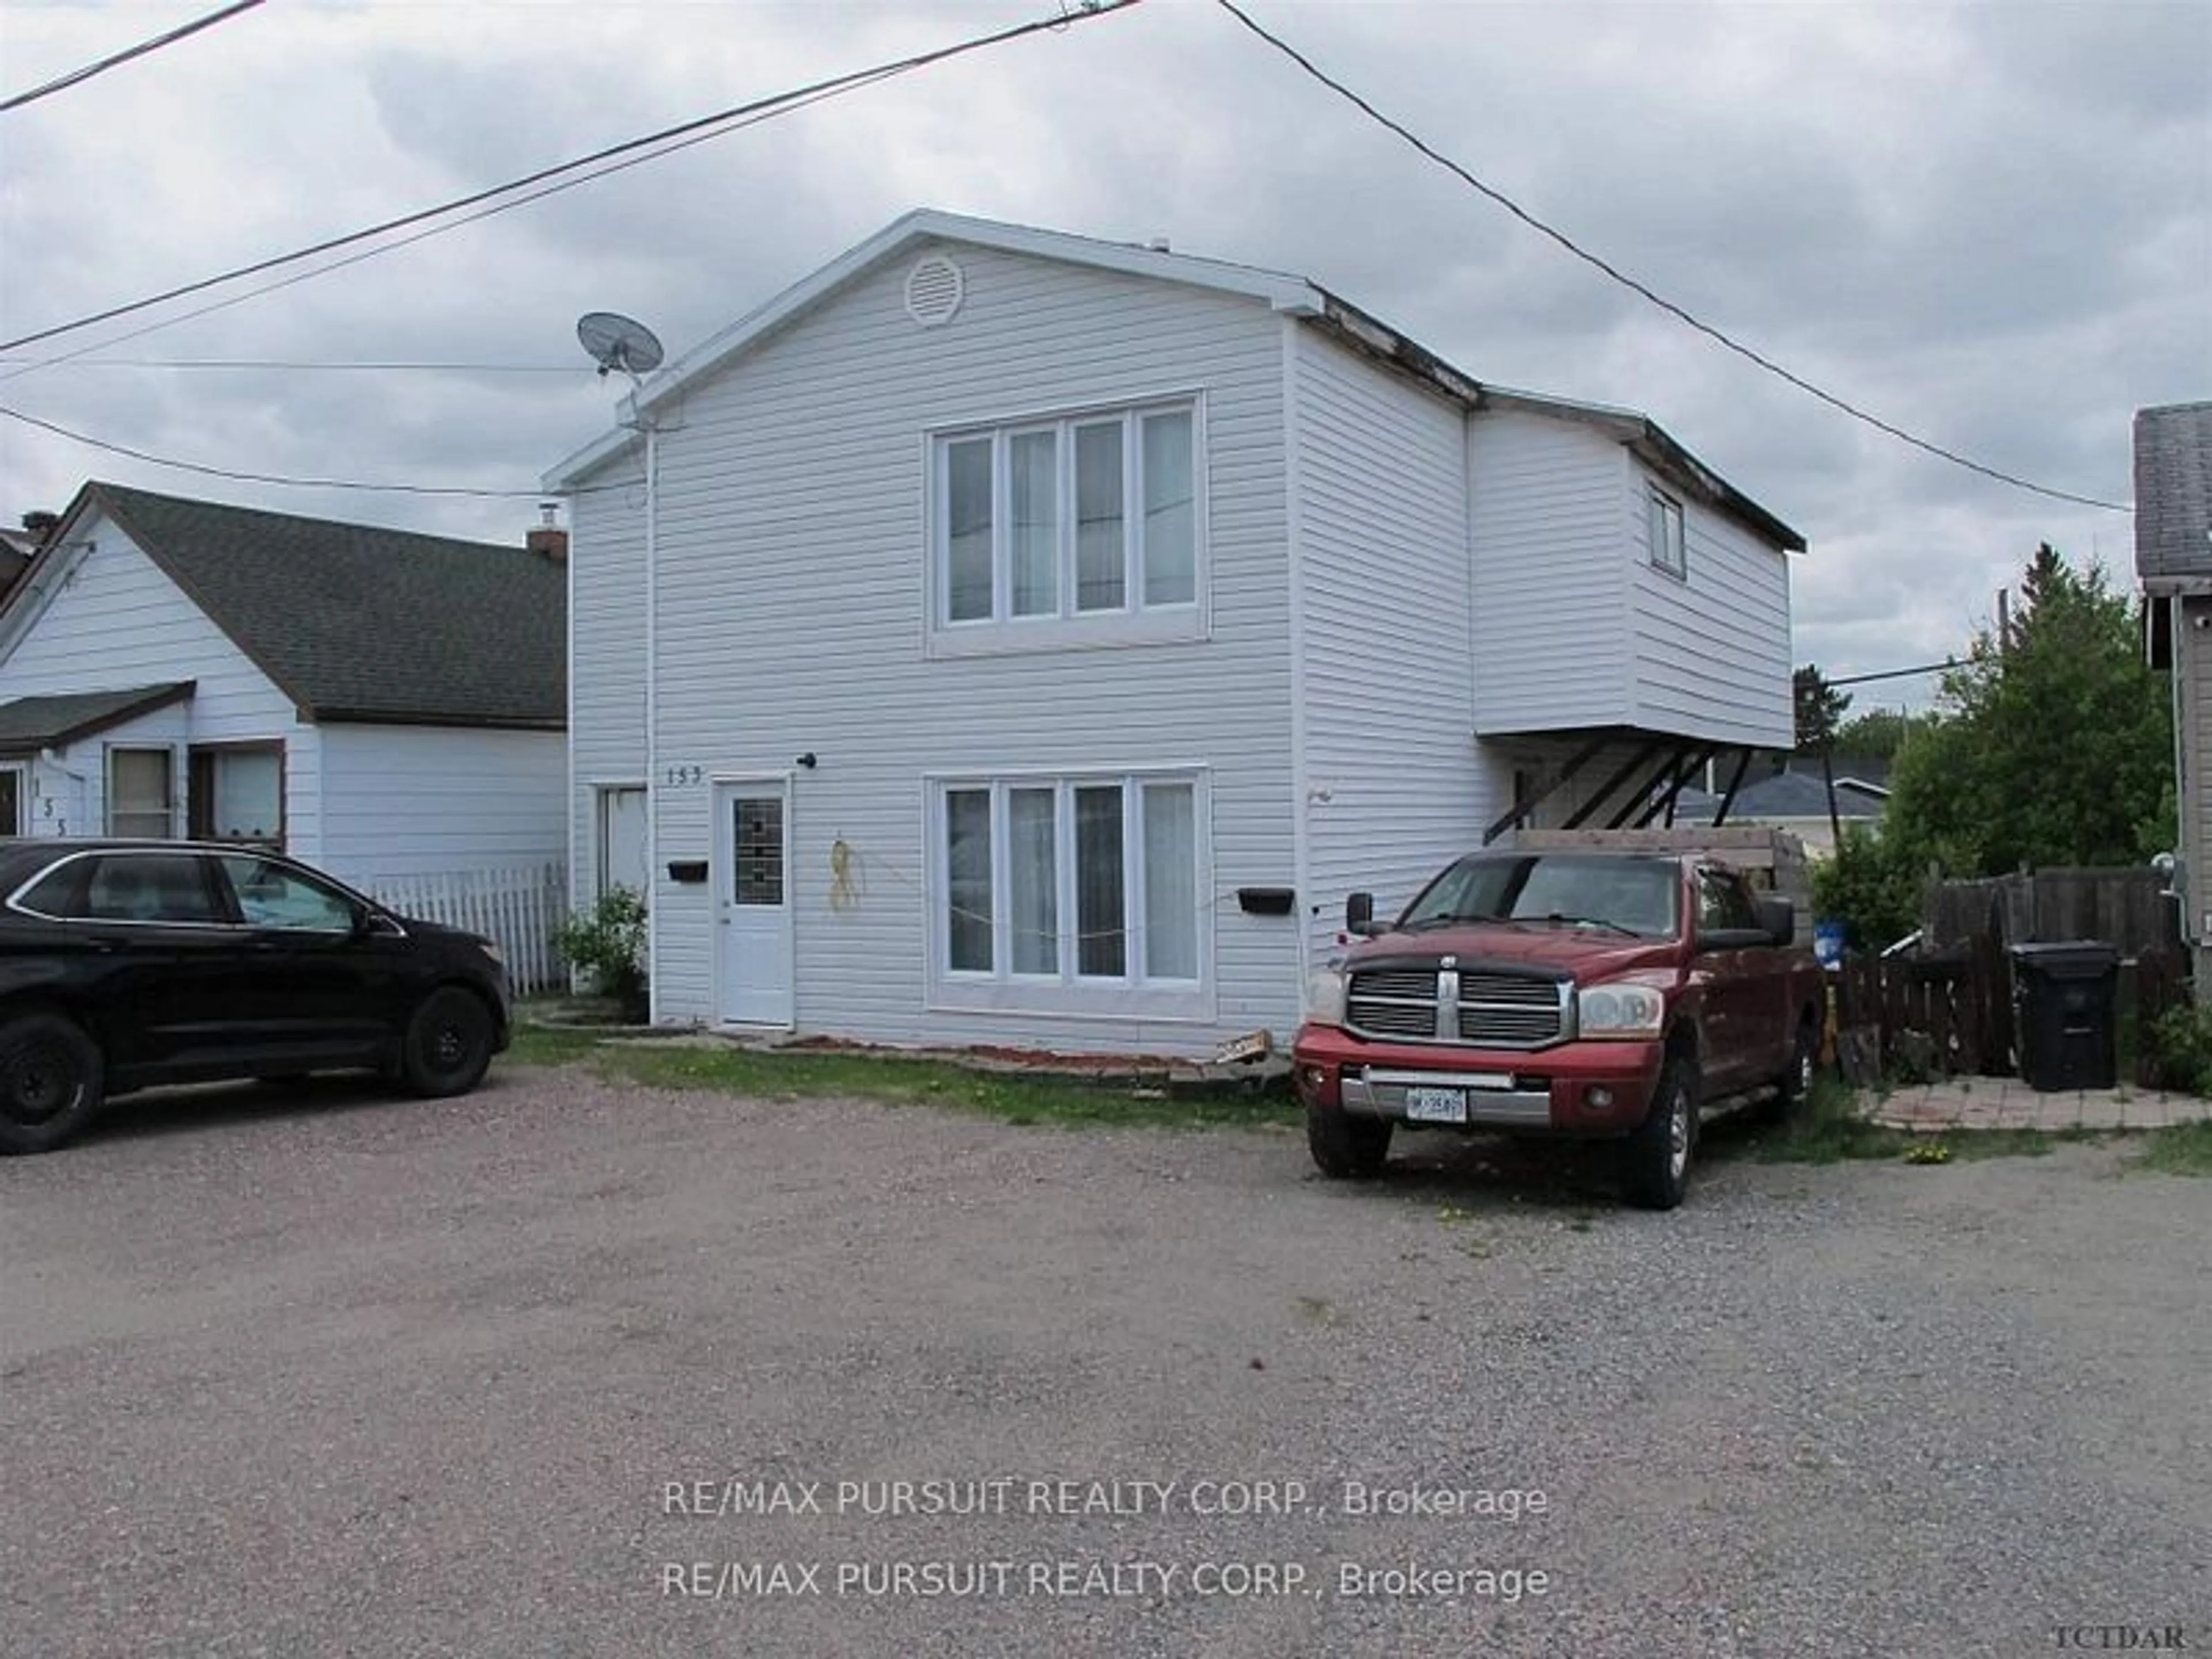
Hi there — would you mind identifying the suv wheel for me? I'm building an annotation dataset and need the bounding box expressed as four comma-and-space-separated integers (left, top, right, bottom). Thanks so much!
0, 1012, 106, 1156
1307, 1105, 1392, 1179
400, 987, 495, 1099
1619, 1056, 1696, 1210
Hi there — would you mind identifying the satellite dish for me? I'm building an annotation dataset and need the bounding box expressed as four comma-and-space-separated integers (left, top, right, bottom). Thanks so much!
576, 311, 665, 380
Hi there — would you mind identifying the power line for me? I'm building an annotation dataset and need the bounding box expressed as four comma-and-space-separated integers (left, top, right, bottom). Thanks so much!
0, 357, 579, 373
0, 0, 1142, 357
1831, 661, 1957, 687
0, 403, 552, 499
2, 58, 912, 385
1, 0, 266, 113
1213, 0, 2131, 516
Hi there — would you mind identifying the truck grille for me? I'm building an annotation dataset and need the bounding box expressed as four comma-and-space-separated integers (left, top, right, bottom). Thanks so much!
1345, 967, 1569, 1048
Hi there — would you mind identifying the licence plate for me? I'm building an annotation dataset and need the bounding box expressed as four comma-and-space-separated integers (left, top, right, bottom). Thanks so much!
1403, 1086, 1468, 1124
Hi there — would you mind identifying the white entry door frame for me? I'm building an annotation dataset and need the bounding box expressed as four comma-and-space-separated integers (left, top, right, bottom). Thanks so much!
714, 774, 796, 1028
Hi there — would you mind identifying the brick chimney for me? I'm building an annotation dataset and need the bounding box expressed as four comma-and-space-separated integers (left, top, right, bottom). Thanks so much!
526, 501, 567, 563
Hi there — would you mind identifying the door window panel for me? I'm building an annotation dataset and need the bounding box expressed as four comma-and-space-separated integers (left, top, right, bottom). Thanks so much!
218, 855, 354, 932
733, 799, 784, 907
84, 853, 220, 923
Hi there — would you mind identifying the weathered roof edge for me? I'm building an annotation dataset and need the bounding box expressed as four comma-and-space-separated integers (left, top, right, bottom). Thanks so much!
543, 210, 1805, 554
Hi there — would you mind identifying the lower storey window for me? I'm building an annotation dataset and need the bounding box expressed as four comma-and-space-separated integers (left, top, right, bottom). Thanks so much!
107, 747, 176, 838
189, 744, 283, 845
938, 772, 1204, 1005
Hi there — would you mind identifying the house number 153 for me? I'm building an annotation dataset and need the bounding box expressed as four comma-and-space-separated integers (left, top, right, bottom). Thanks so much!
663, 764, 703, 786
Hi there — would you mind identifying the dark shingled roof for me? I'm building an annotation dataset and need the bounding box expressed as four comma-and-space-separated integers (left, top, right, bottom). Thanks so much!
1675, 768, 1888, 824
77, 482, 564, 728
2134, 402, 2212, 582
0, 682, 194, 757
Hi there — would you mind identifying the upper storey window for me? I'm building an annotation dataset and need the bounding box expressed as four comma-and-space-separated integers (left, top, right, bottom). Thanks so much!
932, 401, 1202, 652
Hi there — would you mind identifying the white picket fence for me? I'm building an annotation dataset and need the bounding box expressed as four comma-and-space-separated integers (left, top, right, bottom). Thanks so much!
361, 862, 570, 994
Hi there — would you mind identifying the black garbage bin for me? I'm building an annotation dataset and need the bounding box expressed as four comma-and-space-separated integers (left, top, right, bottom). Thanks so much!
2009, 941, 2119, 1092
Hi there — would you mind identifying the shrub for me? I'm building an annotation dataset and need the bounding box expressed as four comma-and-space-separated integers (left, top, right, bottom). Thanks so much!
2146, 1002, 2212, 1096
556, 887, 648, 1020
1811, 824, 1923, 954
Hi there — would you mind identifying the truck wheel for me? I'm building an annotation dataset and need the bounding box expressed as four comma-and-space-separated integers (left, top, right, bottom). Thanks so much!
1307, 1105, 1392, 1179
0, 1012, 107, 1156
1763, 1016, 1819, 1124
1619, 1056, 1696, 1210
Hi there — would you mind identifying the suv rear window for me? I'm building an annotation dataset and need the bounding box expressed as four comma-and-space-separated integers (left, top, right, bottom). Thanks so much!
79, 854, 224, 924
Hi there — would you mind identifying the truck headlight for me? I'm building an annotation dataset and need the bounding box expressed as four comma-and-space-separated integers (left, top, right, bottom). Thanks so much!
1576, 980, 1664, 1039
1305, 967, 1348, 1028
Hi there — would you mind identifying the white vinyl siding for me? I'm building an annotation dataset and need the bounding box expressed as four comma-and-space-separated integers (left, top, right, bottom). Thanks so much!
567, 448, 651, 918
316, 725, 566, 885
562, 241, 1294, 1052
1467, 412, 1635, 735
1627, 461, 1793, 747
1291, 325, 1513, 967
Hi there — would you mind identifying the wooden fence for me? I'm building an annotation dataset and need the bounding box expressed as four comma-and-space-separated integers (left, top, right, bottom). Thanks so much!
1832, 942, 2190, 1086
1925, 868, 2183, 957
361, 863, 569, 995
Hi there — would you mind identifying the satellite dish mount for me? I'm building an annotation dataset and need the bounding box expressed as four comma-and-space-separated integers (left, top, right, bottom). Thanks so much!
576, 310, 666, 390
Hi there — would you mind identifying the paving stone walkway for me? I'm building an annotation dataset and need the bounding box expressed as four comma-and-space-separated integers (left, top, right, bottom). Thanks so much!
1867, 1077, 2212, 1132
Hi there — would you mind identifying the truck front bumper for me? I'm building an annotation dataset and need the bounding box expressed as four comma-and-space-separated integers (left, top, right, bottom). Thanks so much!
1291, 1024, 1664, 1137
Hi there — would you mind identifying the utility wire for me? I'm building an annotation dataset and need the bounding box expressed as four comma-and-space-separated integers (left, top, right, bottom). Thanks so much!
0, 404, 555, 498
2, 60, 910, 384
1, 0, 265, 113
0, 0, 1142, 356
1214, 0, 2131, 515
1830, 661, 1957, 687
0, 357, 579, 373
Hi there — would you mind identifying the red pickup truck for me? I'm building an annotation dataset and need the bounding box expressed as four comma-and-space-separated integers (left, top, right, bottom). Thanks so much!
1293, 849, 1826, 1209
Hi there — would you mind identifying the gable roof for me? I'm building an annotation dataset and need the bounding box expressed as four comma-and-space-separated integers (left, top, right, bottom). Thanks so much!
1676, 767, 1888, 824
544, 209, 1803, 553
2135, 400, 2212, 584
18, 483, 565, 729
0, 682, 194, 759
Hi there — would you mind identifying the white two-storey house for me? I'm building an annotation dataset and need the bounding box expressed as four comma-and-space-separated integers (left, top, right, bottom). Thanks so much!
544, 211, 1804, 1056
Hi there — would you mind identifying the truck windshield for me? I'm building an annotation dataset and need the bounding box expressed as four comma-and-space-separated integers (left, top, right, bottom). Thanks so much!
1397, 854, 1681, 938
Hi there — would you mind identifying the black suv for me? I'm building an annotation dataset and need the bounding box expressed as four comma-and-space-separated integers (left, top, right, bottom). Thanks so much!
0, 839, 512, 1154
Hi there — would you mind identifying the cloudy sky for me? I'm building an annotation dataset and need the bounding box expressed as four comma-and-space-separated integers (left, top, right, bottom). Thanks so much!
2, 0, 2206, 711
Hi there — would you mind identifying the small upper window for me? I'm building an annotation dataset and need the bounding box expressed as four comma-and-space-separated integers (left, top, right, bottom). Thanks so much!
1648, 488, 1687, 579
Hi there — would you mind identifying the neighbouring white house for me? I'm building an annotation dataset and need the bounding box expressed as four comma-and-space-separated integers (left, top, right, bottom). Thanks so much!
0, 481, 571, 982
544, 210, 1805, 1056
2135, 399, 2212, 984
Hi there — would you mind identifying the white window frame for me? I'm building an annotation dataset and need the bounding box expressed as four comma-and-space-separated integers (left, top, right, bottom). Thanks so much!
105, 744, 178, 839
925, 395, 1209, 658
1647, 487, 1687, 579
925, 766, 1214, 1021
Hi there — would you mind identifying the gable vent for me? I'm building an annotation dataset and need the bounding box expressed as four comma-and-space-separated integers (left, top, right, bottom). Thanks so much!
904, 255, 965, 328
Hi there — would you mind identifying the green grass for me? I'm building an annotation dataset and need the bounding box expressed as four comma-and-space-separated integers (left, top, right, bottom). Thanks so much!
1728, 1075, 1912, 1165
2135, 1119, 2212, 1176
499, 1020, 1297, 1131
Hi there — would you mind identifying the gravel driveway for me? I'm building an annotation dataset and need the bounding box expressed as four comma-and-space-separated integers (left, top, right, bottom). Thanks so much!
2, 1062, 2206, 1658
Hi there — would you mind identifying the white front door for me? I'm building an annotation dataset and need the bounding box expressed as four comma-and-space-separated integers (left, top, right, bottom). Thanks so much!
717, 781, 793, 1027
